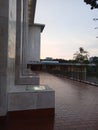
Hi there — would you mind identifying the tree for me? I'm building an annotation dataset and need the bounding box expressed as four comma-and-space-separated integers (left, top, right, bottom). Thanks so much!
84, 0, 98, 9
73, 47, 89, 63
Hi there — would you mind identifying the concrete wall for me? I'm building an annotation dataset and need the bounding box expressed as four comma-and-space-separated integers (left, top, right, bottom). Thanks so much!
0, 0, 9, 116
28, 26, 41, 62
0, 0, 17, 116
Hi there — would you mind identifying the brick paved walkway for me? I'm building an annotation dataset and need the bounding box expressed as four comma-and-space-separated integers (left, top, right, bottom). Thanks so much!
39, 72, 98, 130
1, 72, 98, 130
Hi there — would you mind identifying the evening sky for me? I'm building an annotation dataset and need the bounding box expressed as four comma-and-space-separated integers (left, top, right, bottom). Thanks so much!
35, 0, 98, 59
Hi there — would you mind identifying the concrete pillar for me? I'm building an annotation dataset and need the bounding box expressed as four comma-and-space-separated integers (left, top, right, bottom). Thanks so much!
22, 0, 29, 66
15, 0, 39, 85
7, 0, 16, 92
15, 0, 29, 76
0, 0, 9, 116
15, 0, 22, 80
28, 0, 37, 25
28, 24, 44, 62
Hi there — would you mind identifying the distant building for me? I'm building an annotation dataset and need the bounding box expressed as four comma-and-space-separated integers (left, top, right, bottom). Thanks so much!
89, 57, 98, 63
41, 61, 59, 64
45, 57, 53, 61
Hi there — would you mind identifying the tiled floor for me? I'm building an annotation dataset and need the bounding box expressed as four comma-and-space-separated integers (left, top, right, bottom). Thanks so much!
1, 72, 98, 130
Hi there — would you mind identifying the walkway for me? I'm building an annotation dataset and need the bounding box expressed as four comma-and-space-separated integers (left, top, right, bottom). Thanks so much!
39, 72, 98, 130
1, 72, 98, 130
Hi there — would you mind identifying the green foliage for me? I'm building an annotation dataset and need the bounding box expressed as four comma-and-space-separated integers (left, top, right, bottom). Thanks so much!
84, 0, 98, 9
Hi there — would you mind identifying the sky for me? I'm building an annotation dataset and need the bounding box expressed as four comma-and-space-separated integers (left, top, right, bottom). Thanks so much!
35, 0, 98, 60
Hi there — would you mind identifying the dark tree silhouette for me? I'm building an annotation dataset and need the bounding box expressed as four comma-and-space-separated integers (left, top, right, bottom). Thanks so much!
84, 0, 98, 9
73, 47, 89, 63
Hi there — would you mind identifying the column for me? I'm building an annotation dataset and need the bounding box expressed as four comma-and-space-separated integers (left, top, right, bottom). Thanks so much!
28, 24, 45, 62
0, 0, 9, 116
15, 0, 39, 85
22, 0, 29, 68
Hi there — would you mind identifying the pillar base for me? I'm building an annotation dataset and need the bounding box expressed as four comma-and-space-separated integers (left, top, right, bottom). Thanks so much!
8, 85, 55, 111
